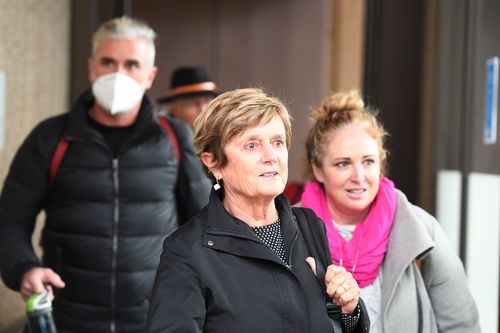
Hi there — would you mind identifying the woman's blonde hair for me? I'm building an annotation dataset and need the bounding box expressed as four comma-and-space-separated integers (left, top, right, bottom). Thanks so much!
193, 88, 292, 182
305, 90, 389, 178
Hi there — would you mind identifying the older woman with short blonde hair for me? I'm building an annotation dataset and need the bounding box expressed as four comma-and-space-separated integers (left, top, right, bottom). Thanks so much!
147, 88, 369, 333
194, 88, 292, 181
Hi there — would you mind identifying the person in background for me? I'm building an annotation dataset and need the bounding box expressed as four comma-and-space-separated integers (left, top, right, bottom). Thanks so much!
0, 16, 210, 332
146, 88, 370, 333
300, 90, 481, 332
157, 65, 219, 128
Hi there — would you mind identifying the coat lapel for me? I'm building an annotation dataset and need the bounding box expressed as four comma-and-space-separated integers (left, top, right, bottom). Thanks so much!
203, 190, 297, 268
381, 190, 434, 310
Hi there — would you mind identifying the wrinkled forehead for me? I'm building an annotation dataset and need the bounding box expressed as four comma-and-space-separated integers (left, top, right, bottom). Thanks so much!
226, 114, 285, 142
92, 38, 155, 66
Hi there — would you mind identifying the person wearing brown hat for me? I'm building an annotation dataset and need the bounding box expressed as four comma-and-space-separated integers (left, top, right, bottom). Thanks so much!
158, 65, 219, 128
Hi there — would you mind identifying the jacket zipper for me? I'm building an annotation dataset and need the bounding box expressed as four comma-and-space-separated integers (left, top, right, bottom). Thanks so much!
287, 229, 299, 270
65, 132, 120, 332
110, 158, 119, 333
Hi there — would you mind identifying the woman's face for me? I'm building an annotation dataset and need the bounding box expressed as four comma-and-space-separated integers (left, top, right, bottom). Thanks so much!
216, 115, 288, 203
312, 124, 381, 223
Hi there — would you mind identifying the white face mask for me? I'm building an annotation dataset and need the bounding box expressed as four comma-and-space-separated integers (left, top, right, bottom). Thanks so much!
91, 72, 144, 115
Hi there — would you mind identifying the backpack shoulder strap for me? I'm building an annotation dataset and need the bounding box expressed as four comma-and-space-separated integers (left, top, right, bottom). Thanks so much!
49, 116, 182, 188
292, 207, 343, 328
158, 116, 181, 163
292, 207, 331, 273
49, 134, 69, 187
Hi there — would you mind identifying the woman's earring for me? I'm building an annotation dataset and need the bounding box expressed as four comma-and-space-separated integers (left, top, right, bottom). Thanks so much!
213, 178, 221, 191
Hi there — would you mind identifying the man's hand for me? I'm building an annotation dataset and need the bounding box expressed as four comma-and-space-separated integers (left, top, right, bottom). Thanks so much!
20, 267, 65, 301
325, 265, 360, 315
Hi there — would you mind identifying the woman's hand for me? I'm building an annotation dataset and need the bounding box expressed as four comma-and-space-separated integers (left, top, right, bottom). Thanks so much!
325, 265, 360, 315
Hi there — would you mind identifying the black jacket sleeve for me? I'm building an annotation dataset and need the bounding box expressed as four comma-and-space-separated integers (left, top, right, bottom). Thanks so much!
167, 117, 210, 224
0, 117, 64, 290
146, 236, 205, 332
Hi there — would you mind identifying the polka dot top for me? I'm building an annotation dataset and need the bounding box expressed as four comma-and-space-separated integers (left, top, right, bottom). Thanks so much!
251, 219, 288, 265
342, 304, 361, 333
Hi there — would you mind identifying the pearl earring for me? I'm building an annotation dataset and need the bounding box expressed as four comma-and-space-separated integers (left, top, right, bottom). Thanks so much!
213, 178, 221, 191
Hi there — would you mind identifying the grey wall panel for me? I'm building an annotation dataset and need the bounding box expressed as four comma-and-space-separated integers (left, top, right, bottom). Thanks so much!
363, 0, 425, 203
436, 170, 462, 255
435, 0, 467, 171
466, 173, 500, 333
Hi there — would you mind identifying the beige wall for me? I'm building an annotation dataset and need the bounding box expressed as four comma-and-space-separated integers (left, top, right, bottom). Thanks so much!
0, 1, 70, 331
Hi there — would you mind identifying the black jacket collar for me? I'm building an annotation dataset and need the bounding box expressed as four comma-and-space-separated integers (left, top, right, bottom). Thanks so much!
203, 189, 298, 267
65, 89, 164, 145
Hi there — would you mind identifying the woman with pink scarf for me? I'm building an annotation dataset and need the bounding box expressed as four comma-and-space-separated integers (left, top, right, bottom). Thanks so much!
300, 91, 480, 333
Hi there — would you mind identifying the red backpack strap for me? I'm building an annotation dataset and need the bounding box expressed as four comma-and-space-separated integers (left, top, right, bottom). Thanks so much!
158, 117, 181, 163
49, 135, 69, 187
49, 117, 180, 187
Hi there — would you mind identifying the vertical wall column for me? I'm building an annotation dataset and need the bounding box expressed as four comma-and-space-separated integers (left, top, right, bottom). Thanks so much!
329, 1, 365, 92
363, 0, 425, 204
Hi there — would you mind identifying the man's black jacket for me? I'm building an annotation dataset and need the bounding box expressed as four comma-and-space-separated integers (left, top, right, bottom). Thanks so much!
0, 91, 210, 332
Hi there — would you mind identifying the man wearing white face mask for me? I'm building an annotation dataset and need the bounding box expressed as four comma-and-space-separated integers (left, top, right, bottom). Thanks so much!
0, 17, 210, 332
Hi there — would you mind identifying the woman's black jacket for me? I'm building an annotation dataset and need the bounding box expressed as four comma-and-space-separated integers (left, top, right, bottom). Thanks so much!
146, 190, 369, 333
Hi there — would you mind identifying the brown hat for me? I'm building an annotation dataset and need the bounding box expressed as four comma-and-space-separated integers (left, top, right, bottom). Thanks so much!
158, 65, 219, 103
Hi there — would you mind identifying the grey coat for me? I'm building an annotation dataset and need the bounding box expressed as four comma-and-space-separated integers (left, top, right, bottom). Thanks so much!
381, 190, 480, 332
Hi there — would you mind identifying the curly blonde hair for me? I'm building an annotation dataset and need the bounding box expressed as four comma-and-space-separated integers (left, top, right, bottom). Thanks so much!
305, 90, 389, 179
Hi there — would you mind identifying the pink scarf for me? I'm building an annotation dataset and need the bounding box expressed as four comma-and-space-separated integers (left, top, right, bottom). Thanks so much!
301, 177, 396, 287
